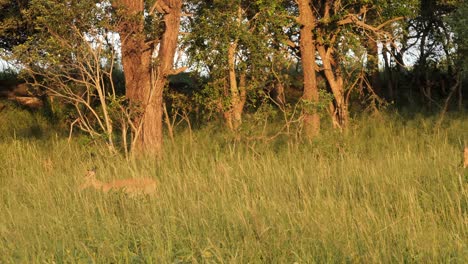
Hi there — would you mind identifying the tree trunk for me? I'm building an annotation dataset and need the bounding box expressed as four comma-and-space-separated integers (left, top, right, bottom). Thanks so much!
236, 72, 247, 126
297, 0, 320, 139
223, 5, 247, 132
418, 25, 430, 106
149, 0, 182, 156
115, 0, 182, 157
225, 41, 247, 131
115, 0, 152, 154
317, 44, 349, 128
274, 81, 286, 109
382, 47, 394, 100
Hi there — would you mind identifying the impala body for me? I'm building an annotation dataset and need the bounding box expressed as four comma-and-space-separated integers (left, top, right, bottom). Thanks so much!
79, 170, 157, 197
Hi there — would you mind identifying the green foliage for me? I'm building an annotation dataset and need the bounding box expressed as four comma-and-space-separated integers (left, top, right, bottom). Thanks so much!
0, 112, 466, 262
0, 0, 33, 50
3, 0, 132, 150
0, 67, 18, 81
186, 0, 293, 114
446, 1, 468, 72
300, 89, 334, 115
0, 102, 56, 139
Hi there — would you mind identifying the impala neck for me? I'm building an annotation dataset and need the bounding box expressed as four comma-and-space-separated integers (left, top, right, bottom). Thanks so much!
90, 178, 104, 190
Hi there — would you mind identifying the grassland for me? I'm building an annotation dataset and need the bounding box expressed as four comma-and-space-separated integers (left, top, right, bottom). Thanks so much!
0, 107, 467, 263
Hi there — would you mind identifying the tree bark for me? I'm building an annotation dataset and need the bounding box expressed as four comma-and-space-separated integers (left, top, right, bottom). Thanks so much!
297, 0, 320, 139
317, 44, 349, 128
224, 5, 247, 132
114, 0, 182, 157
225, 41, 245, 131
114, 0, 151, 153
149, 0, 182, 156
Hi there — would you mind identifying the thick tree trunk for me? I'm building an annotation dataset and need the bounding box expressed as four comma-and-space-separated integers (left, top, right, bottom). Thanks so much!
149, 1, 182, 156
115, 0, 152, 154
297, 0, 320, 139
115, 0, 182, 157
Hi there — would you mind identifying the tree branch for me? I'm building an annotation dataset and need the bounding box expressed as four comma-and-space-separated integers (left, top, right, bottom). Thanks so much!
149, 0, 171, 15
168, 66, 188, 76
338, 14, 404, 35
376, 17, 405, 30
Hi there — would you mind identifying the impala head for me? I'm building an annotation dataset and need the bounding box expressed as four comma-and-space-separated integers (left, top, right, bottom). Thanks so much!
79, 168, 98, 191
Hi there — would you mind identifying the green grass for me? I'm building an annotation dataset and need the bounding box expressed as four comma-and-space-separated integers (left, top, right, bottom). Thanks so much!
0, 108, 467, 263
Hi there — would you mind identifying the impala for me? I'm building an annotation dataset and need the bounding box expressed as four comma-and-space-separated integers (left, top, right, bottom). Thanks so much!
79, 169, 157, 197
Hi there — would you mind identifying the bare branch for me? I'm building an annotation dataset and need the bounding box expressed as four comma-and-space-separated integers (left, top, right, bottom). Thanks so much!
338, 14, 404, 36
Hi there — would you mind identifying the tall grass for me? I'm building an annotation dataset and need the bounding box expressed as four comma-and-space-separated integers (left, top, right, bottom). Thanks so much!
0, 108, 466, 263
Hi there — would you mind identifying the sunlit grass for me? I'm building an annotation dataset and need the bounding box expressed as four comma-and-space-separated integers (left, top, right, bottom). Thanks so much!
0, 109, 467, 263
